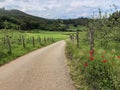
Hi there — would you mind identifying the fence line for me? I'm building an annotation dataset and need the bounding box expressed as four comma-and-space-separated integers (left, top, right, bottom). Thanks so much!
0, 35, 55, 54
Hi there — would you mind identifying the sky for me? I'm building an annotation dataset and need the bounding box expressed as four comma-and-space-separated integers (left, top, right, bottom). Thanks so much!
0, 0, 120, 19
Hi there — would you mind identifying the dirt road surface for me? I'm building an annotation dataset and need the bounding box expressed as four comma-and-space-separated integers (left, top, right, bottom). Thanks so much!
0, 40, 75, 90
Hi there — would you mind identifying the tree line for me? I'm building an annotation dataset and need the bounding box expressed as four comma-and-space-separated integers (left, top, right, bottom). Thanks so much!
0, 9, 89, 31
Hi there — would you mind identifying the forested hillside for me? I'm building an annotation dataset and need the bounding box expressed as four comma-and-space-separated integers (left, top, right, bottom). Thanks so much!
0, 8, 89, 31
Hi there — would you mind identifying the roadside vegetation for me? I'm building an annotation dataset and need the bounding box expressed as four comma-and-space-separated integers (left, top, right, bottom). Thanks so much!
66, 8, 120, 90
0, 29, 70, 66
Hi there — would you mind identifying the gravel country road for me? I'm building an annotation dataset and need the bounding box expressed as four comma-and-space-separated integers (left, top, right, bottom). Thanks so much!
0, 40, 76, 90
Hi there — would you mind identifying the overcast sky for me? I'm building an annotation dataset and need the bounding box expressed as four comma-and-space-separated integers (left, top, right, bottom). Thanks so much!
0, 0, 120, 19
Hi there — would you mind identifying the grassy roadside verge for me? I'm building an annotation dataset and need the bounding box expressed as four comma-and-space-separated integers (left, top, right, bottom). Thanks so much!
65, 38, 120, 90
0, 41, 54, 66
0, 30, 71, 66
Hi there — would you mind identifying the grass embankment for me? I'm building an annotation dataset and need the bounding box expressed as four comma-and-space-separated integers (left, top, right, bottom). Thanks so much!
0, 30, 71, 66
66, 31, 120, 90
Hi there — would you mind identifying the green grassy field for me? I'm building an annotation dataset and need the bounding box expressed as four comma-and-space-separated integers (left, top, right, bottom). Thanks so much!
67, 25, 88, 31
0, 29, 72, 66
25, 31, 71, 40
0, 30, 72, 38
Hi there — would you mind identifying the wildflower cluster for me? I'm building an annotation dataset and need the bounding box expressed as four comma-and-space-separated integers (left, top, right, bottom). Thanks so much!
83, 49, 112, 67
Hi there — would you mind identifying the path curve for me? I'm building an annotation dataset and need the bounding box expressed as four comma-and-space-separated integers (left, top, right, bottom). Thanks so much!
0, 40, 75, 90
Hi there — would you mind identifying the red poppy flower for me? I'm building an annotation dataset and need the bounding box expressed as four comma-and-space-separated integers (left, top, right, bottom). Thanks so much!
102, 60, 107, 63
89, 49, 94, 55
90, 56, 94, 60
90, 51, 93, 55
84, 63, 88, 67
117, 56, 120, 59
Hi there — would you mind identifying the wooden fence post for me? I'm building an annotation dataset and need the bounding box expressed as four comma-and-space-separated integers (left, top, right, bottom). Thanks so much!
38, 37, 41, 45
89, 29, 94, 51
22, 35, 26, 48
6, 35, 12, 54
76, 30, 79, 47
3, 36, 6, 46
32, 37, 35, 47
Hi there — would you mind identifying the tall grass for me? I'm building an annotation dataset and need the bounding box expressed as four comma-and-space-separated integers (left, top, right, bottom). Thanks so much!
66, 32, 120, 90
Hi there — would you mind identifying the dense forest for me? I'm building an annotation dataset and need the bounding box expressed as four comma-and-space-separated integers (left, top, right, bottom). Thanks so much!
0, 8, 89, 31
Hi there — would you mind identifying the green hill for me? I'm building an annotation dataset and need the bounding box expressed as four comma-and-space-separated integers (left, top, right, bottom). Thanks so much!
0, 8, 89, 31
0, 8, 57, 30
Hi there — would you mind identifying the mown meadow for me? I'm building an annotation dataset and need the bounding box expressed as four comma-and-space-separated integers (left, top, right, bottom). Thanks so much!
0, 29, 70, 66
66, 10, 120, 90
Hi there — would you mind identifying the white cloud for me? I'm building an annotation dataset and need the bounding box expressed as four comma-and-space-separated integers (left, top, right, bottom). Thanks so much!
70, 1, 94, 8
0, 0, 120, 19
